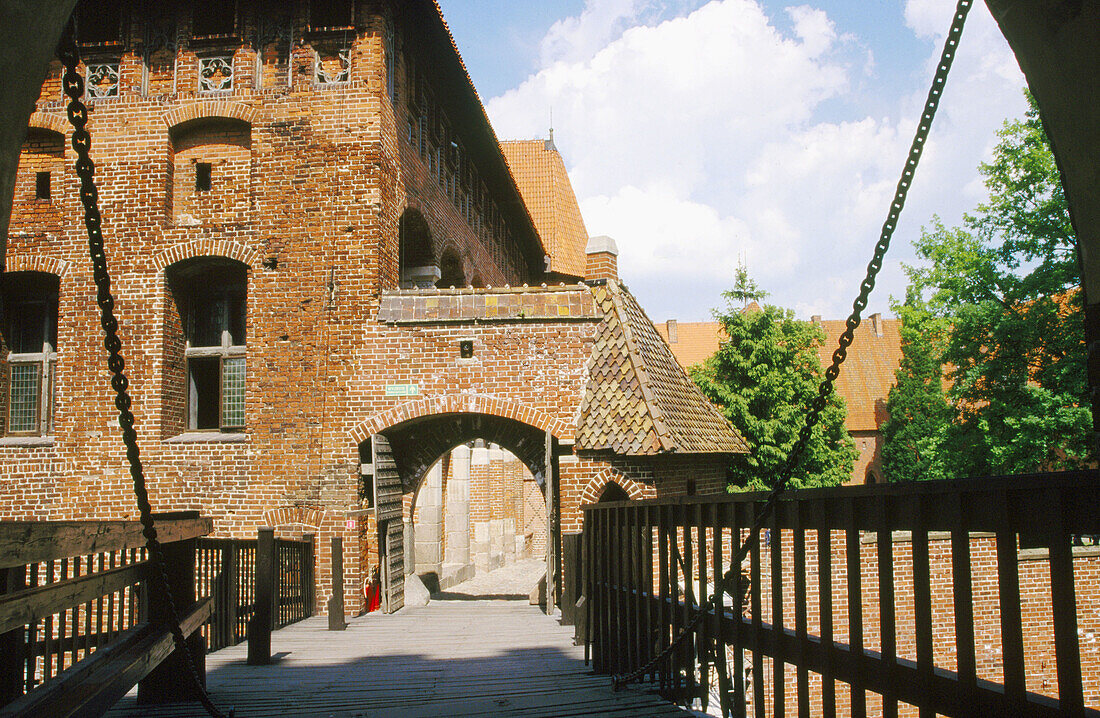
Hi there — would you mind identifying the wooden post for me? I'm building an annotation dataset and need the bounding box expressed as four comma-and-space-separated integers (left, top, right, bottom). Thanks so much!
561, 533, 581, 626
0, 565, 26, 707
545, 429, 556, 615
223, 542, 239, 646
138, 511, 205, 704
302, 534, 316, 617
247, 527, 275, 665
328, 536, 346, 630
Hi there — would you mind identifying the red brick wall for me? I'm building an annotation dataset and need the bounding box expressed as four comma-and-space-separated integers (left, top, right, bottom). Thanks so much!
2, 1, 720, 615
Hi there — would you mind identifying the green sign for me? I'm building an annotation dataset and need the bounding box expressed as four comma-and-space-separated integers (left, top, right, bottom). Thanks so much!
385, 383, 420, 397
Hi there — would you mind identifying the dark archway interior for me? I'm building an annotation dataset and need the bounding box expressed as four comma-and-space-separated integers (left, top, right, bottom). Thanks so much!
437, 249, 465, 288
597, 482, 630, 503
399, 208, 434, 279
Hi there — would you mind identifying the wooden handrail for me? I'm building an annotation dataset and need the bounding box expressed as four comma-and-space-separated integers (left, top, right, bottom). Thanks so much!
0, 562, 148, 635
0, 515, 213, 569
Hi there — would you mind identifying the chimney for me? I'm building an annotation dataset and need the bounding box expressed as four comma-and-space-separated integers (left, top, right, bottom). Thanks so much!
811, 315, 821, 324
870, 312, 883, 337
585, 235, 619, 282
666, 319, 678, 343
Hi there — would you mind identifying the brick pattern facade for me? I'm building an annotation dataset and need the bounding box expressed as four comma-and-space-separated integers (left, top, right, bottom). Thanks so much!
3, 1, 734, 614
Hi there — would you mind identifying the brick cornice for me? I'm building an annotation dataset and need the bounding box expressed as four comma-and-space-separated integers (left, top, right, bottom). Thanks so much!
3, 254, 72, 277
162, 100, 258, 129
152, 239, 258, 271
579, 467, 648, 505
27, 112, 67, 136
351, 394, 571, 444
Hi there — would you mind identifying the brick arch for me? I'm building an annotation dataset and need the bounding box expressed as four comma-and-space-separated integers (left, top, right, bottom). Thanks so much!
153, 239, 258, 271
352, 395, 568, 444
27, 112, 68, 135
580, 468, 648, 506
3, 255, 73, 278
262, 505, 326, 533
162, 101, 258, 129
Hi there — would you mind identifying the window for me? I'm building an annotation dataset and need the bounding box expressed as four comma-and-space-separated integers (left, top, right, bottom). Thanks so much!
195, 162, 212, 192
2, 273, 59, 435
172, 262, 247, 431
35, 172, 51, 201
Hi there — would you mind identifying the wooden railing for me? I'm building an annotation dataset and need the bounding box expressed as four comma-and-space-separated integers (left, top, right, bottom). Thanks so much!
196, 530, 315, 652
0, 513, 213, 715
579, 471, 1100, 717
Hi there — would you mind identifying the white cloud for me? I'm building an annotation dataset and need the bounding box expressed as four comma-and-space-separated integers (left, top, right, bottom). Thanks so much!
487, 0, 1028, 321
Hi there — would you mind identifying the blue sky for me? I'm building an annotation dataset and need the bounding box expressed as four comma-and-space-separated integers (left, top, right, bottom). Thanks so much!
437, 0, 1028, 322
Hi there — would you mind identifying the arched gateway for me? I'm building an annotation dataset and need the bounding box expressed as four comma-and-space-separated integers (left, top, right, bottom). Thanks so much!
350, 281, 748, 612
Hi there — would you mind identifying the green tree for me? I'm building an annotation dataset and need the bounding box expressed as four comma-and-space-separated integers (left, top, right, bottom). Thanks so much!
880, 294, 953, 482
883, 91, 1089, 478
691, 298, 856, 491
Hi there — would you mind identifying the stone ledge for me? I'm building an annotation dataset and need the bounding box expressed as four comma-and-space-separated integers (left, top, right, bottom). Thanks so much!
0, 436, 55, 448
164, 432, 248, 444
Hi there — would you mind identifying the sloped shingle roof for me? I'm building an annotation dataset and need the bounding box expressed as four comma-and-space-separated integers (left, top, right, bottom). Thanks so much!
577, 282, 749, 455
500, 140, 588, 279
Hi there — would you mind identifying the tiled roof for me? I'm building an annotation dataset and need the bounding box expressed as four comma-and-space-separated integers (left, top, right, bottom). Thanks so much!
815, 318, 903, 432
654, 322, 724, 368
657, 315, 904, 433
500, 140, 588, 279
577, 282, 749, 455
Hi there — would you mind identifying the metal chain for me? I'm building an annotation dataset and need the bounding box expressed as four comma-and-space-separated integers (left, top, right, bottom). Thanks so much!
57, 20, 231, 718
612, 0, 973, 698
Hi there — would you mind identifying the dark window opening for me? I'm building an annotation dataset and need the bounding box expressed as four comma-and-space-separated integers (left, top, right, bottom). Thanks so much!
309, 0, 353, 30
35, 172, 51, 201
169, 260, 247, 431
2, 273, 59, 436
192, 0, 236, 37
459, 340, 473, 359
195, 163, 212, 192
686, 477, 696, 496
77, 0, 123, 45
188, 357, 221, 430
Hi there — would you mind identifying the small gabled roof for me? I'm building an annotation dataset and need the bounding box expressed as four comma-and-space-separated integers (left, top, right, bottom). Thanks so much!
500, 140, 589, 280
577, 282, 749, 456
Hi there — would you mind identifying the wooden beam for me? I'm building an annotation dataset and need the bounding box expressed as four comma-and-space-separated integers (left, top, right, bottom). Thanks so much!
0, 518, 213, 570
0, 597, 212, 718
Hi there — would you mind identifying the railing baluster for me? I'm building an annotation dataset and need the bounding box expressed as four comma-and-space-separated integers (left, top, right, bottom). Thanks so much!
659, 503, 671, 692
948, 490, 976, 714
1044, 488, 1084, 714
818, 499, 835, 718
912, 493, 933, 718
697, 502, 709, 710
877, 494, 897, 718
792, 501, 808, 718
731, 502, 746, 718
845, 500, 865, 718
713, 502, 730, 718
644, 504, 655, 682
750, 501, 764, 718
995, 490, 1026, 710
770, 504, 784, 718
683, 504, 696, 700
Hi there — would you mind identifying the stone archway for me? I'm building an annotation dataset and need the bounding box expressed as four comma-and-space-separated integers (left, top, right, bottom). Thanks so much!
358, 407, 559, 611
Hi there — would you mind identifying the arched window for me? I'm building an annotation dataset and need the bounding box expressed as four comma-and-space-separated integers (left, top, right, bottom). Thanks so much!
2, 273, 59, 436
437, 248, 465, 289
168, 258, 247, 431
865, 468, 881, 485
398, 209, 437, 288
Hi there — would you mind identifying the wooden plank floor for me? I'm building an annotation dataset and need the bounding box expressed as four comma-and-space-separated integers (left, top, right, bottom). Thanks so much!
107, 595, 692, 716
